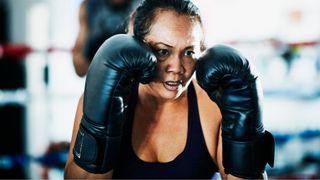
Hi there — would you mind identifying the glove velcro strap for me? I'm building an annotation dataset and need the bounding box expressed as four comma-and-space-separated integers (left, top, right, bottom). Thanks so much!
223, 131, 275, 179
73, 123, 121, 173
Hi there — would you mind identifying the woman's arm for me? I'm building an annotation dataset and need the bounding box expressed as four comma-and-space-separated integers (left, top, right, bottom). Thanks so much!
65, 35, 156, 178
64, 94, 113, 179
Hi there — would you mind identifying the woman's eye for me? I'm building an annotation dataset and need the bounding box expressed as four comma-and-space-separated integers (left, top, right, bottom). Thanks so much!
155, 49, 170, 60
184, 50, 195, 57
156, 49, 169, 56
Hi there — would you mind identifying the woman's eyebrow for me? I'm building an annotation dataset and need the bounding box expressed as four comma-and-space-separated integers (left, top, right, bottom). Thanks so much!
184, 45, 195, 50
153, 42, 173, 48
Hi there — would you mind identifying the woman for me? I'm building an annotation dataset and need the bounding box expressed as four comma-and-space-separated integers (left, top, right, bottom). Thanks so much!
64, 0, 273, 179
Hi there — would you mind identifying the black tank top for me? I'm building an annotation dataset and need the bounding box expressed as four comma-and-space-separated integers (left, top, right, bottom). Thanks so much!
113, 83, 219, 179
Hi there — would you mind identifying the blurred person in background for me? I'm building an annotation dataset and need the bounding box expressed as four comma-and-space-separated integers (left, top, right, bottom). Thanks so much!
72, 0, 140, 77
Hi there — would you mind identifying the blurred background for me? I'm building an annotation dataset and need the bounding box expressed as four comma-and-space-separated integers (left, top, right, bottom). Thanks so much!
0, 0, 319, 179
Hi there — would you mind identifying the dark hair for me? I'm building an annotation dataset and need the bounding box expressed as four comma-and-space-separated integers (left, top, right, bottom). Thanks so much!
132, 0, 204, 49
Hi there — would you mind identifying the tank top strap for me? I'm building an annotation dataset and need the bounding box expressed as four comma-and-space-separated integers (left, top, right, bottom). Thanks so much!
187, 82, 210, 152
122, 82, 139, 140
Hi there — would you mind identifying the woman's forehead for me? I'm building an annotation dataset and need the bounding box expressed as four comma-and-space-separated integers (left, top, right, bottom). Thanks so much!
146, 10, 203, 47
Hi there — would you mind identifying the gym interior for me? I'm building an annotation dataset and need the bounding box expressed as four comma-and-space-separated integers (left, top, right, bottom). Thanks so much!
0, 0, 319, 179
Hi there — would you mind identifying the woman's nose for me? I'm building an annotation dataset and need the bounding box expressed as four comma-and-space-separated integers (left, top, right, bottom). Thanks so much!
166, 55, 185, 74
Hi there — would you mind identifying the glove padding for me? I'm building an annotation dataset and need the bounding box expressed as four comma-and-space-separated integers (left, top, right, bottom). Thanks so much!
196, 45, 274, 178
73, 34, 156, 173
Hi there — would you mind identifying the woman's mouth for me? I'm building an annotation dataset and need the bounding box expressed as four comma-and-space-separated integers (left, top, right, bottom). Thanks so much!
162, 80, 182, 91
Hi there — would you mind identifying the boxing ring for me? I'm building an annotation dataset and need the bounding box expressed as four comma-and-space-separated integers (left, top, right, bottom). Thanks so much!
0, 0, 320, 179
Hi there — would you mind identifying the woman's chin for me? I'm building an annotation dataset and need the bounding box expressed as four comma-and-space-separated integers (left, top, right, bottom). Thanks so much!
142, 82, 187, 101
158, 86, 185, 100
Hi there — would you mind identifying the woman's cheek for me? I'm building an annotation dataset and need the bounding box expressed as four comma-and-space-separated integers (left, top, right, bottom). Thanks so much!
153, 63, 165, 82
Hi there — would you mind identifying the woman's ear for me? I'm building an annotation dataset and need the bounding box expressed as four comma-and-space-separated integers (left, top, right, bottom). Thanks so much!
200, 40, 207, 52
127, 10, 137, 35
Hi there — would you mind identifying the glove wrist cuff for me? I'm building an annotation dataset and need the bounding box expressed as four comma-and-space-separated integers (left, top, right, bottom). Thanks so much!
222, 131, 275, 179
73, 120, 121, 173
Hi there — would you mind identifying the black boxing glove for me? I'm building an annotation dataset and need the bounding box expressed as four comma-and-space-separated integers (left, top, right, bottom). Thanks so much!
196, 45, 274, 178
73, 34, 156, 173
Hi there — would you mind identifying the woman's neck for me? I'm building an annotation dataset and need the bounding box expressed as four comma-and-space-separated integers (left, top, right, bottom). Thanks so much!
137, 84, 188, 123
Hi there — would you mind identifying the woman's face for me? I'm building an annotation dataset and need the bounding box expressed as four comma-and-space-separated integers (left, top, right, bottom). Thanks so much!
143, 9, 203, 100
